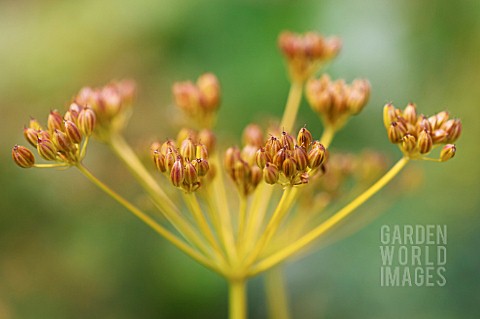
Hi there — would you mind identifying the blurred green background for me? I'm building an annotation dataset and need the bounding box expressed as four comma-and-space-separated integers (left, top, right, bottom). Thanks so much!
1, 0, 479, 318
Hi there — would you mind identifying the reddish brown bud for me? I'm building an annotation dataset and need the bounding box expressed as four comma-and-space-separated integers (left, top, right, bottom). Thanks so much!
242, 124, 264, 147
47, 110, 64, 132
153, 151, 166, 172
293, 145, 308, 170
281, 131, 295, 150
37, 138, 57, 161
12, 145, 35, 168
388, 122, 404, 143
170, 157, 185, 187
180, 138, 196, 160
297, 127, 313, 149
184, 161, 198, 185
282, 157, 297, 179
165, 150, 176, 172
273, 147, 287, 168
403, 103, 417, 124
255, 147, 268, 169
440, 144, 456, 162
308, 143, 326, 169
263, 163, 279, 185
401, 134, 417, 153
53, 129, 74, 152
195, 159, 210, 177
78, 108, 96, 136
417, 130, 433, 154
24, 127, 39, 147
64, 120, 82, 144
265, 137, 282, 157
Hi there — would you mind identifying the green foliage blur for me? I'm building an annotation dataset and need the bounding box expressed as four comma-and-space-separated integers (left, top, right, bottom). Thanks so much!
1, 0, 479, 318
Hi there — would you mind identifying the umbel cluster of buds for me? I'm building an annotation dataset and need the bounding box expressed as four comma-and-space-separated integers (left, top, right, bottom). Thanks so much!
224, 125, 327, 196
306, 74, 371, 129
75, 80, 135, 139
150, 128, 215, 192
278, 31, 342, 81
172, 73, 220, 127
12, 105, 96, 168
384, 103, 461, 161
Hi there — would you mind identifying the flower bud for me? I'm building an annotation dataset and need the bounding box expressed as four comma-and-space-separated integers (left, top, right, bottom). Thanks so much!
263, 163, 279, 185
12, 145, 35, 168
28, 118, 42, 130
153, 151, 166, 172
78, 108, 96, 136
197, 73, 220, 111
255, 147, 268, 169
417, 130, 433, 154
297, 127, 313, 149
440, 144, 456, 162
64, 120, 82, 144
24, 127, 39, 147
184, 161, 198, 185
401, 134, 417, 153
170, 157, 185, 187
435, 111, 449, 127
195, 158, 210, 177
281, 131, 295, 150
347, 79, 370, 114
308, 143, 326, 169
418, 116, 432, 133
265, 137, 282, 157
445, 119, 462, 143
180, 138, 196, 160
432, 129, 447, 144
293, 145, 308, 170
383, 103, 397, 129
176, 128, 197, 144
37, 138, 57, 161
225, 147, 240, 173
273, 147, 287, 168
53, 129, 74, 152
47, 110, 64, 132
388, 122, 404, 143
165, 150, 176, 172
403, 103, 417, 124
242, 124, 264, 147
282, 157, 297, 179
196, 143, 208, 160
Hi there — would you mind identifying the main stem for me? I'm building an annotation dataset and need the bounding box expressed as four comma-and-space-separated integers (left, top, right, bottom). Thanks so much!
280, 81, 303, 133
250, 157, 410, 276
229, 280, 247, 319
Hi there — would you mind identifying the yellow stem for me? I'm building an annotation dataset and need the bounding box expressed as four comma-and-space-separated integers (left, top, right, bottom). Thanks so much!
237, 196, 248, 248
34, 163, 69, 168
319, 125, 335, 148
245, 187, 295, 267
229, 279, 247, 319
183, 192, 224, 261
265, 267, 290, 319
249, 157, 410, 276
280, 81, 303, 133
75, 164, 220, 273
108, 134, 212, 256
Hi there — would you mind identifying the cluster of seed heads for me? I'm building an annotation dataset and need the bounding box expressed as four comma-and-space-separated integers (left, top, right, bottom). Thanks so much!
383, 103, 461, 161
224, 125, 327, 196
12, 105, 96, 168
151, 129, 215, 192
172, 73, 220, 124
76, 80, 135, 138
306, 74, 371, 127
278, 31, 342, 81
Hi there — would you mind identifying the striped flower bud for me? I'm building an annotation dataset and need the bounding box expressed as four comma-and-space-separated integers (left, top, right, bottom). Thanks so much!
197, 73, 220, 111
165, 150, 176, 172
297, 127, 313, 149
440, 144, 456, 162
255, 147, 268, 169
263, 163, 279, 185
388, 122, 405, 143
195, 159, 209, 177
417, 130, 433, 154
273, 147, 287, 168
78, 108, 96, 136
12, 145, 35, 168
53, 129, 74, 152
435, 111, 449, 127
383, 103, 397, 129
47, 110, 64, 132
401, 134, 417, 153
265, 137, 282, 157
64, 120, 82, 144
170, 157, 185, 187
308, 143, 326, 169
198, 129, 216, 153
180, 138, 196, 160
282, 157, 297, 179
28, 118, 42, 131
153, 151, 166, 172
445, 119, 462, 143
196, 144, 208, 160
293, 145, 308, 170
281, 131, 295, 150
403, 103, 417, 124
37, 138, 57, 161
251, 166, 262, 187
184, 161, 198, 185
24, 127, 39, 147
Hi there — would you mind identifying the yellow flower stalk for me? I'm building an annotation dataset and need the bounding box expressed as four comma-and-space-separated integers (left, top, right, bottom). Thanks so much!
11, 30, 462, 319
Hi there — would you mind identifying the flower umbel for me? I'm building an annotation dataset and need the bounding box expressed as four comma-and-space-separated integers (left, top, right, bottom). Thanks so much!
12, 30, 462, 319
